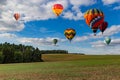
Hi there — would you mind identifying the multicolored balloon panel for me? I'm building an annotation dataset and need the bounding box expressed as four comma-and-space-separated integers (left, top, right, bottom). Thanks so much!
52, 4, 63, 16
90, 16, 104, 29
64, 28, 76, 41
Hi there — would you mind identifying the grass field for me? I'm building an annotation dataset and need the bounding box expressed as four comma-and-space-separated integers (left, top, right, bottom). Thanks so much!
0, 54, 120, 80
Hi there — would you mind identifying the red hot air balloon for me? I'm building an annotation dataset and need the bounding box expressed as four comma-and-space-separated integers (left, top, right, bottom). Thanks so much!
52, 4, 64, 16
99, 21, 108, 34
14, 13, 20, 21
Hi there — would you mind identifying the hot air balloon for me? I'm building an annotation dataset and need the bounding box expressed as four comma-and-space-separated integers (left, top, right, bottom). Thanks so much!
53, 39, 58, 45
52, 4, 63, 16
14, 13, 20, 21
64, 28, 76, 42
84, 8, 104, 36
99, 21, 108, 34
105, 37, 111, 45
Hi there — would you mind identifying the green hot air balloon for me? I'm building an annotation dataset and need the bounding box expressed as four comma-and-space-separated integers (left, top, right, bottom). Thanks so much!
53, 39, 58, 45
105, 37, 111, 45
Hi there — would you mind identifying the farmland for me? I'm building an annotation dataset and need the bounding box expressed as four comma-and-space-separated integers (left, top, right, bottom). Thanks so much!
0, 54, 120, 80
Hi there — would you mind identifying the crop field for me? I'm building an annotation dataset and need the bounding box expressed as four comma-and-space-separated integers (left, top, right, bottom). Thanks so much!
0, 54, 120, 80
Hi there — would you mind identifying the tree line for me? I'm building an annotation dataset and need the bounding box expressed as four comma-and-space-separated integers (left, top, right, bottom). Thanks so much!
40, 50, 68, 54
0, 42, 42, 63
0, 42, 69, 64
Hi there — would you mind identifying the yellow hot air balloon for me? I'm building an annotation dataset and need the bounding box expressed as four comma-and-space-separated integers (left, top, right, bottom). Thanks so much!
52, 4, 63, 16
64, 28, 76, 42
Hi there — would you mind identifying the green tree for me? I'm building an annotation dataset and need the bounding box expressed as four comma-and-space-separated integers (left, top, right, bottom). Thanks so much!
2, 46, 15, 63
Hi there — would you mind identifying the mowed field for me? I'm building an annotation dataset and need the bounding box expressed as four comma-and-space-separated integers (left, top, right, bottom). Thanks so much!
0, 54, 120, 80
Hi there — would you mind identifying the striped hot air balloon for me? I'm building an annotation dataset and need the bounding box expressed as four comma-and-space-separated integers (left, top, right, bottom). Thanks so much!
64, 28, 76, 42
84, 8, 104, 36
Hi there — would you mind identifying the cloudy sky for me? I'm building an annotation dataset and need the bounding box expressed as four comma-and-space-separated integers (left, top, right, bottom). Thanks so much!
0, 0, 120, 54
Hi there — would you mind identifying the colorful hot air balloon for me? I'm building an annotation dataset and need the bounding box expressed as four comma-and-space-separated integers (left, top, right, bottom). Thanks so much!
105, 37, 111, 45
14, 13, 20, 21
53, 39, 58, 45
52, 4, 63, 16
64, 28, 76, 42
99, 21, 108, 34
84, 8, 104, 36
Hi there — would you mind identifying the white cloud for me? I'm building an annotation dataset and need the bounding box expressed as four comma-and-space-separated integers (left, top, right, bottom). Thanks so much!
91, 38, 120, 48
91, 40, 106, 47
17, 37, 66, 46
71, 25, 120, 43
1, 32, 120, 54
63, 0, 96, 20
110, 38, 120, 45
0, 32, 67, 46
0, 33, 17, 38
39, 27, 55, 33
69, 0, 96, 6
113, 6, 120, 10
62, 7, 84, 20
98, 25, 120, 36
73, 36, 89, 42
90, 38, 120, 54
0, 21, 24, 32
18, 37, 52, 45
0, 0, 97, 32
0, 0, 68, 32
102, 0, 120, 5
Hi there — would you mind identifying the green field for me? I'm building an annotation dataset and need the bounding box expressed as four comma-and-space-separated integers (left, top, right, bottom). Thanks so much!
0, 54, 120, 80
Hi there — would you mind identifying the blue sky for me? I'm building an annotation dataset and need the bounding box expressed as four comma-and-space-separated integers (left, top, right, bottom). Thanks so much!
0, 0, 120, 54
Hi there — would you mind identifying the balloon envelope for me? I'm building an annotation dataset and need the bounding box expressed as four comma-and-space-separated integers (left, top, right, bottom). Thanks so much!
14, 13, 20, 20
84, 8, 104, 35
64, 28, 76, 42
105, 37, 111, 45
99, 21, 108, 34
84, 8, 104, 26
52, 4, 63, 16
53, 39, 58, 45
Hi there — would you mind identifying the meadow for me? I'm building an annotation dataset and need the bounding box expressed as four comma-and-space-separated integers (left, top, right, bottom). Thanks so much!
0, 54, 120, 80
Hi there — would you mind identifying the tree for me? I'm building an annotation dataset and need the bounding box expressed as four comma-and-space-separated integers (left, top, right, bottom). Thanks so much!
32, 48, 42, 62
2, 46, 15, 63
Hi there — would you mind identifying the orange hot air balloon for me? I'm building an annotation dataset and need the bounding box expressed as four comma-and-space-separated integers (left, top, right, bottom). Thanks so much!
84, 8, 104, 36
14, 13, 20, 20
52, 4, 63, 16
84, 8, 104, 26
